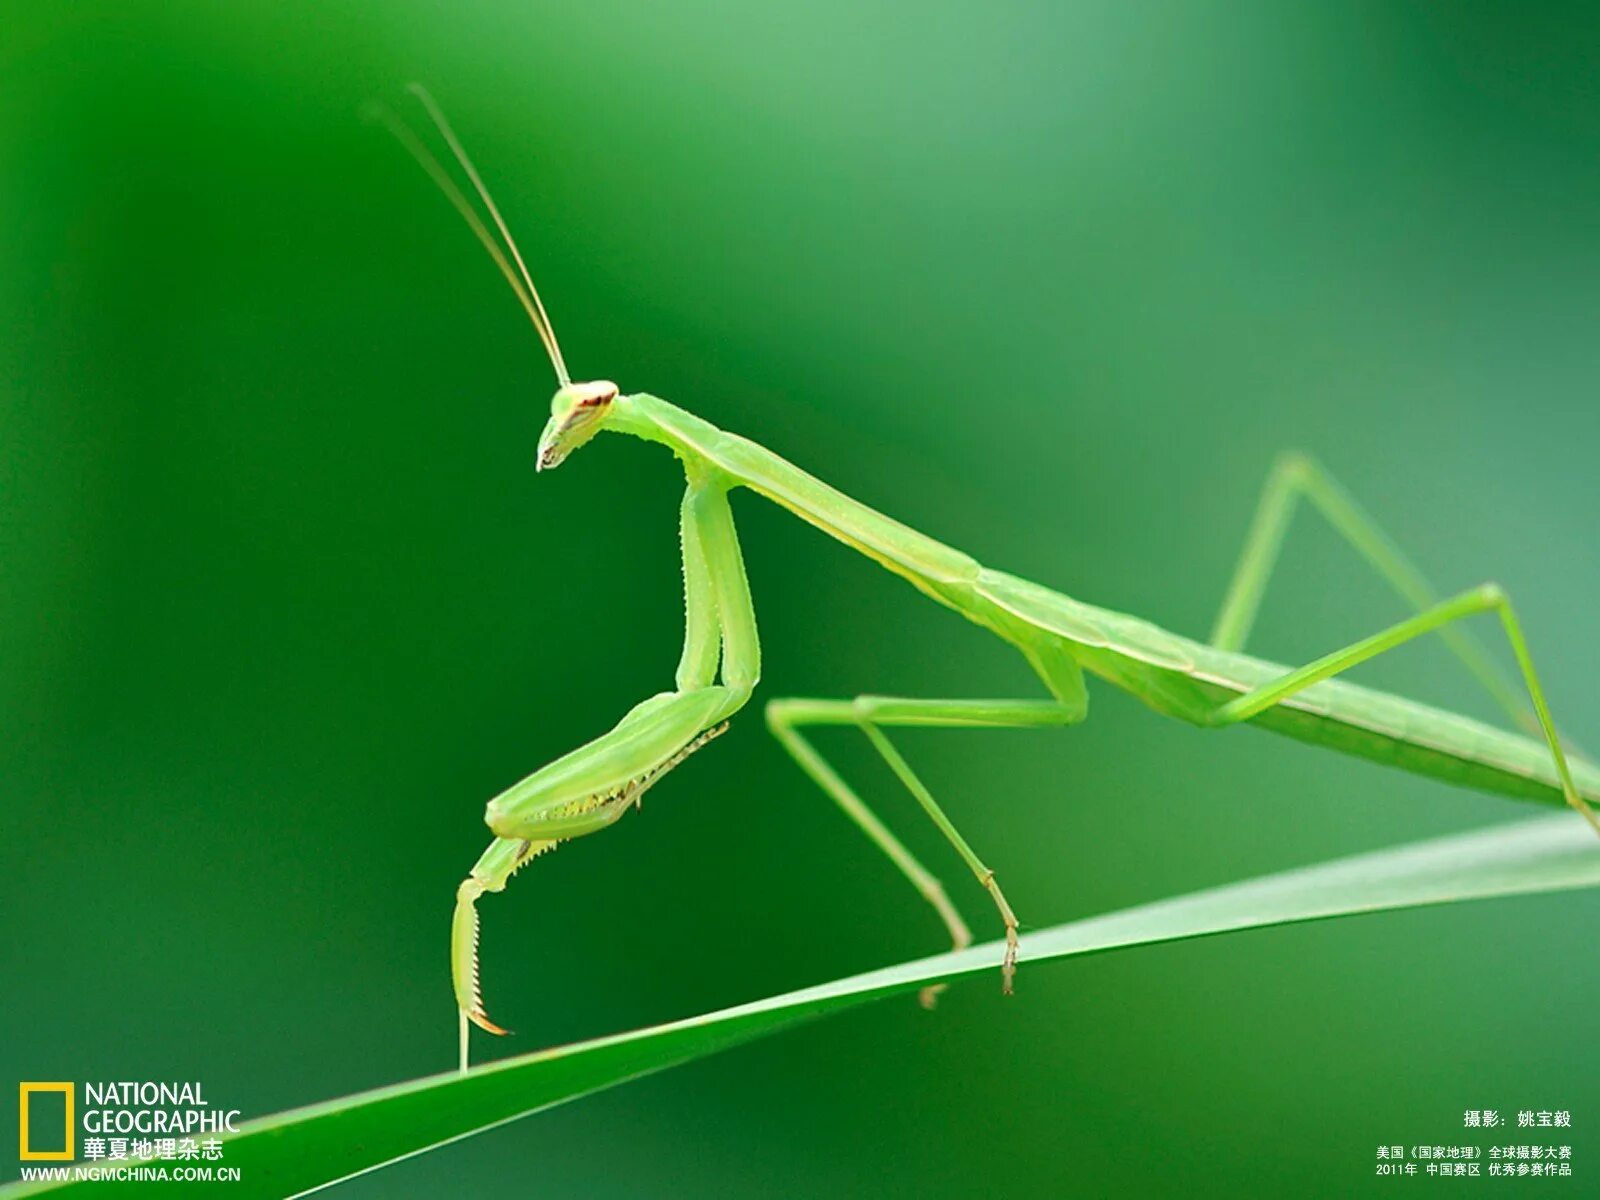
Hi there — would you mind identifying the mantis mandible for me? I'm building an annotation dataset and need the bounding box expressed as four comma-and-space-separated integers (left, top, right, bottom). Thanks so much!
375, 88, 1600, 1074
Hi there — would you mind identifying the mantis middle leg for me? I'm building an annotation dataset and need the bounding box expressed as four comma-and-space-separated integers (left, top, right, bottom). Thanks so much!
767, 688, 1086, 1004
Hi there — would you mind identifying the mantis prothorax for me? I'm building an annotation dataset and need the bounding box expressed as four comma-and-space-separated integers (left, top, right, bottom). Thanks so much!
377, 88, 1600, 1075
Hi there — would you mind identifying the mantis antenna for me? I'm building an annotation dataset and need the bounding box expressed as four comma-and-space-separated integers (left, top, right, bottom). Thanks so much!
371, 88, 571, 387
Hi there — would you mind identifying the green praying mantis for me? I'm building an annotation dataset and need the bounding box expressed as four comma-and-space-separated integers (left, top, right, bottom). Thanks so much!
374, 88, 1600, 1074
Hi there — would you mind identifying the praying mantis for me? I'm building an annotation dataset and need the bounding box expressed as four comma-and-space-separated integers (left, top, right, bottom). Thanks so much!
374, 88, 1600, 1074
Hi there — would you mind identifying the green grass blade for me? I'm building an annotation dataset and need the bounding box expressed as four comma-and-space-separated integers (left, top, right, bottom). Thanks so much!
7, 814, 1596, 1198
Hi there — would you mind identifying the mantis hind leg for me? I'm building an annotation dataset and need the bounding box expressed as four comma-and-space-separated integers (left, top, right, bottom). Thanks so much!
766, 694, 1085, 1004
1212, 452, 1539, 736
1209, 582, 1600, 837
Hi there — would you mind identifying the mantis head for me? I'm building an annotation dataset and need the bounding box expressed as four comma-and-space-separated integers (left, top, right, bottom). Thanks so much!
536, 380, 618, 471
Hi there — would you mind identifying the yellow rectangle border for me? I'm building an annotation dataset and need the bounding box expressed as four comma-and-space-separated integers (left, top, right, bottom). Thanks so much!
18, 1082, 74, 1162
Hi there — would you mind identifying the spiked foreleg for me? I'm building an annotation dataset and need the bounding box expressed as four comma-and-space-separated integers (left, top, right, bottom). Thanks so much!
452, 474, 758, 1071
453, 836, 559, 1068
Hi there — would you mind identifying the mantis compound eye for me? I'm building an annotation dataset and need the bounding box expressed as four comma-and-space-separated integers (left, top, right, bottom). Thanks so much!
549, 379, 617, 415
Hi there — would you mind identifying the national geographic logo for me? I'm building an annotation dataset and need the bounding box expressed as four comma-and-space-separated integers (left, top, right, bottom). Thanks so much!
17, 1081, 240, 1163
18, 1082, 74, 1162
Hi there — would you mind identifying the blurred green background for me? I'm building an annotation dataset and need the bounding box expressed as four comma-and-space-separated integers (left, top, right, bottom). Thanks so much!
5, 2, 1599, 1195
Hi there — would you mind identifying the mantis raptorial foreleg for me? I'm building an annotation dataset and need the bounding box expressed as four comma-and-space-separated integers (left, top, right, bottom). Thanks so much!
1211, 452, 1538, 735
452, 474, 757, 1070
1210, 583, 1600, 835
767, 694, 1085, 1004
